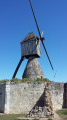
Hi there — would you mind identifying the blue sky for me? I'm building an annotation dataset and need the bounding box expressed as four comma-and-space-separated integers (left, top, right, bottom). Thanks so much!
0, 0, 67, 82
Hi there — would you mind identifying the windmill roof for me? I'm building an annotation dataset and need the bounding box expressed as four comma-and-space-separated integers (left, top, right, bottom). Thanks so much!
21, 32, 39, 43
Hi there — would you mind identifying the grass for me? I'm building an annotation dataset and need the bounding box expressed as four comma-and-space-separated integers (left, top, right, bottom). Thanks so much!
17, 119, 39, 120
32, 119, 39, 120
19, 119, 29, 120
11, 78, 22, 82
48, 119, 53, 120
0, 114, 26, 120
0, 79, 9, 83
34, 78, 50, 82
0, 113, 54, 120
0, 78, 51, 83
56, 109, 67, 120
22, 78, 31, 82
0, 113, 40, 120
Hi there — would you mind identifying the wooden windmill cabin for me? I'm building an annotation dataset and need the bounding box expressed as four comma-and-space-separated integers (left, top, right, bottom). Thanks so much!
21, 32, 44, 80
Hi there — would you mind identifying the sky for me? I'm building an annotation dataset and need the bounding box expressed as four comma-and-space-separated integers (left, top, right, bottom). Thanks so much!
0, 0, 67, 83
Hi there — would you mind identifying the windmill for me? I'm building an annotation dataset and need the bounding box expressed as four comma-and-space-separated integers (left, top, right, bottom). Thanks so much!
12, 0, 54, 80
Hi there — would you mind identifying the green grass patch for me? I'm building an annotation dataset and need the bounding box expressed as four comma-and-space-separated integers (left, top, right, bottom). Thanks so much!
34, 78, 50, 82
18, 119, 29, 120
56, 109, 67, 115
0, 78, 51, 83
11, 78, 22, 82
0, 79, 9, 83
0, 114, 40, 120
22, 78, 31, 82
11, 78, 31, 82
18, 119, 39, 120
32, 119, 39, 120
56, 109, 67, 120
0, 114, 26, 120
48, 118, 53, 120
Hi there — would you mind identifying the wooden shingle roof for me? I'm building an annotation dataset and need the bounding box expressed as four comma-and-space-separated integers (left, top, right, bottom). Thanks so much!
21, 32, 39, 43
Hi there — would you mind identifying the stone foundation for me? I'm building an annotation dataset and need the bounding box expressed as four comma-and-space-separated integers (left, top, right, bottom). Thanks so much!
23, 57, 44, 80
0, 82, 67, 114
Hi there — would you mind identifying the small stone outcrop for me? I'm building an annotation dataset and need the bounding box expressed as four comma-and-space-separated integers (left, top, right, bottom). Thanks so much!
28, 83, 54, 118
44, 83, 53, 117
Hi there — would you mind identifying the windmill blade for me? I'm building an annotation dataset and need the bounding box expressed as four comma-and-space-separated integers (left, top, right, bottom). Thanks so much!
29, 0, 41, 38
41, 40, 54, 70
12, 57, 25, 78
29, 0, 44, 40
29, 0, 54, 70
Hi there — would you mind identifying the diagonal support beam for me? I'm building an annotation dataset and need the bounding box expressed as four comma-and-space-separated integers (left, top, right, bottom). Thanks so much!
12, 57, 25, 78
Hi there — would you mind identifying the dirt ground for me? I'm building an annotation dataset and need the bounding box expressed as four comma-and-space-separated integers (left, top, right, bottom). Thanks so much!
17, 113, 63, 120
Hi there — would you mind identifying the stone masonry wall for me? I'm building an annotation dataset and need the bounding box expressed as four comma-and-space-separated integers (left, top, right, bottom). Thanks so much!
0, 82, 65, 114
0, 83, 6, 113
49, 82, 64, 111
8, 82, 45, 114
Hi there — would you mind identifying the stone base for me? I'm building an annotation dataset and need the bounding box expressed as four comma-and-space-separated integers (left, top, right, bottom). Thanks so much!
23, 57, 44, 80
